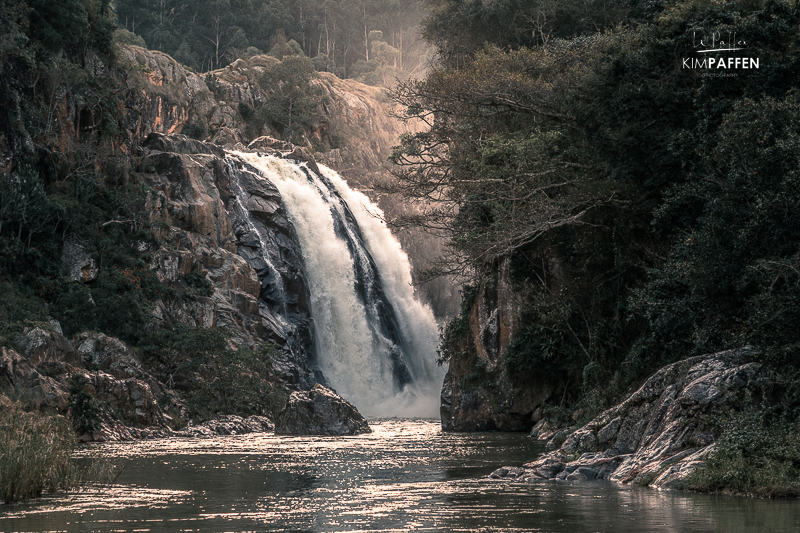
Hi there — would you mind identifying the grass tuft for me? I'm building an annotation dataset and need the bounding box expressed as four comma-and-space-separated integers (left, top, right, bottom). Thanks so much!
0, 407, 112, 504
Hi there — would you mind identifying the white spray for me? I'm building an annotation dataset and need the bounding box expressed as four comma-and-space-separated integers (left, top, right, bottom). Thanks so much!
233, 152, 444, 417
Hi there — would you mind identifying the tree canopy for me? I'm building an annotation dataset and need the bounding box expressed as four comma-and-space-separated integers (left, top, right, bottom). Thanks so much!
112, 0, 431, 78
390, 0, 800, 405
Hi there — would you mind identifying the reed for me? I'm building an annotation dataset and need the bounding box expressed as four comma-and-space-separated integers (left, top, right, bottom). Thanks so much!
0, 407, 101, 504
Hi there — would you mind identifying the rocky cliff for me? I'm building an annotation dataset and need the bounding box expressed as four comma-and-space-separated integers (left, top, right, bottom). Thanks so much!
441, 258, 553, 431
119, 46, 418, 177
138, 133, 320, 386
8, 129, 380, 438
1, 41, 447, 436
118, 45, 455, 319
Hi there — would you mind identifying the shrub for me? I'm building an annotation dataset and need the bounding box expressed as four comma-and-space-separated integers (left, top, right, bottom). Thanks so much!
68, 374, 103, 434
185, 342, 287, 421
686, 410, 800, 498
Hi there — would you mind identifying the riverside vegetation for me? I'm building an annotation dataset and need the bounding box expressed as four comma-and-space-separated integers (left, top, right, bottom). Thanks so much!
0, 402, 115, 504
387, 0, 800, 496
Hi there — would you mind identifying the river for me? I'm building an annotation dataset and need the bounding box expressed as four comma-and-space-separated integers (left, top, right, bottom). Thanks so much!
1, 419, 798, 532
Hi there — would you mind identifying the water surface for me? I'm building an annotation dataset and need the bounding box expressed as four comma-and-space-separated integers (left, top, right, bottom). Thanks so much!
1, 419, 799, 532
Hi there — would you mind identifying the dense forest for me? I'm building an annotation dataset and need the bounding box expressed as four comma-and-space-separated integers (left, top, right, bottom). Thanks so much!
113, 0, 432, 82
389, 0, 800, 492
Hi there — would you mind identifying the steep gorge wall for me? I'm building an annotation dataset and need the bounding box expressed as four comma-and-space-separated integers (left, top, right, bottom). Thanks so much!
119, 46, 457, 319
120, 46, 414, 175
441, 259, 554, 431
138, 133, 318, 387
1, 43, 452, 434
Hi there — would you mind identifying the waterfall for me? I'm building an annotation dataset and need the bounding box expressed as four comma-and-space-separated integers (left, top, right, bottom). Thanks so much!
231, 151, 444, 417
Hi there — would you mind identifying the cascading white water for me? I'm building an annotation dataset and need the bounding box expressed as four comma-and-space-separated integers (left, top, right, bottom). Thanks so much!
233, 152, 444, 417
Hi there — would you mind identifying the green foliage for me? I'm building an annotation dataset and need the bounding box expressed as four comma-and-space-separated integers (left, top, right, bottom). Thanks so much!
204, 73, 225, 100
460, 355, 494, 390
422, 0, 628, 64
687, 409, 800, 497
396, 0, 800, 430
182, 268, 214, 300
112, 0, 429, 78
268, 36, 305, 60
185, 342, 288, 421
0, 167, 58, 247
258, 55, 326, 143
139, 326, 231, 388
0, 282, 49, 341
0, 407, 94, 503
26, 0, 116, 62
67, 374, 102, 434
635, 95, 800, 368
437, 284, 477, 365
182, 118, 209, 140
113, 28, 146, 48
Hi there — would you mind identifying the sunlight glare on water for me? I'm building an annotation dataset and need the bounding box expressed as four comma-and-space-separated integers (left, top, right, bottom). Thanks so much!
1, 419, 799, 532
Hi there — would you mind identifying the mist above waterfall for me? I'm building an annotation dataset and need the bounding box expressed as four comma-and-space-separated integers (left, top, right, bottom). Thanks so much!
233, 152, 444, 417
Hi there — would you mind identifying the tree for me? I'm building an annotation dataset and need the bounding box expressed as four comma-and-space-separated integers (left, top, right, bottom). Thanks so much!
258, 55, 325, 143
634, 96, 800, 368
388, 45, 610, 274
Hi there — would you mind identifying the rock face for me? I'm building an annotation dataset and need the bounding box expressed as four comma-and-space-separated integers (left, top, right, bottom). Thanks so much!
140, 132, 318, 387
3, 327, 281, 442
17, 326, 81, 367
62, 240, 98, 282
2, 44, 445, 439
442, 258, 553, 431
488, 348, 765, 490
275, 384, 371, 436
120, 46, 415, 173
74, 332, 144, 380
0, 346, 69, 410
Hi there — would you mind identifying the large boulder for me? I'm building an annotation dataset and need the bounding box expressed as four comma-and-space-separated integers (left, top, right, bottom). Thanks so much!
74, 332, 144, 380
274, 384, 371, 436
85, 371, 169, 428
18, 326, 81, 367
490, 348, 766, 490
0, 347, 69, 410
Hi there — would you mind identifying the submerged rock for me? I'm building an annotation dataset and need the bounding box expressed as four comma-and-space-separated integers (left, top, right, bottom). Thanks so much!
490, 348, 765, 491
275, 384, 371, 436
179, 415, 275, 437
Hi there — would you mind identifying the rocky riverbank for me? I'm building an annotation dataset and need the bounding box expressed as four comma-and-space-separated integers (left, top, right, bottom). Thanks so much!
489, 348, 770, 491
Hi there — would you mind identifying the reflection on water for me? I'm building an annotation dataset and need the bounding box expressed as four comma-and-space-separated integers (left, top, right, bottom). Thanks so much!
1, 419, 799, 532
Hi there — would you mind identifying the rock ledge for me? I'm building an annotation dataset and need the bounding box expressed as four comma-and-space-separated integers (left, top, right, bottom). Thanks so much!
489, 348, 764, 490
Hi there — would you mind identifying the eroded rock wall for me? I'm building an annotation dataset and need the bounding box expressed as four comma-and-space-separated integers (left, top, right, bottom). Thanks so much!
441, 258, 553, 431
139, 133, 317, 388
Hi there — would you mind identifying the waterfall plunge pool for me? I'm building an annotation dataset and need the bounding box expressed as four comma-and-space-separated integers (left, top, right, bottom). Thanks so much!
1, 419, 799, 532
